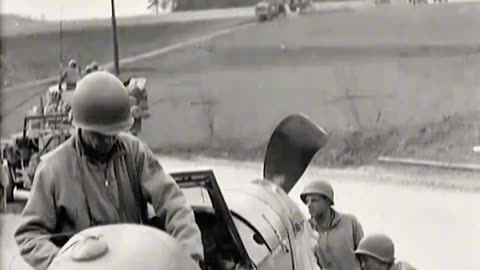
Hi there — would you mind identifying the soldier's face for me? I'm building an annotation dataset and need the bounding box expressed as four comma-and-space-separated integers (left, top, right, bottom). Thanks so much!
81, 130, 118, 154
305, 194, 330, 217
359, 255, 390, 270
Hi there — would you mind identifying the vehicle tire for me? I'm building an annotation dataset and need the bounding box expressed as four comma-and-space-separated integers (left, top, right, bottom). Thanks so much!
1, 162, 14, 203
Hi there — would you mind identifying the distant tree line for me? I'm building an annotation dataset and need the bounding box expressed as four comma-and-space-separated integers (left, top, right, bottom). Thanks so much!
173, 0, 259, 11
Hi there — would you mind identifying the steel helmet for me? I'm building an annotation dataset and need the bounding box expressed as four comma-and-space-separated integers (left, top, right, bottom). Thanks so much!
47, 224, 201, 270
84, 65, 93, 75
71, 71, 134, 135
355, 234, 395, 263
300, 179, 334, 205
90, 61, 99, 71
68, 59, 77, 68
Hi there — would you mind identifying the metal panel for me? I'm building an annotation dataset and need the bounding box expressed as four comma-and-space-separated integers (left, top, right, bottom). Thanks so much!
222, 190, 288, 251
232, 215, 270, 265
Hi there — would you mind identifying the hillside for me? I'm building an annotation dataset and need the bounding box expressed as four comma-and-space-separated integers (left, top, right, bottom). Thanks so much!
4, 3, 480, 168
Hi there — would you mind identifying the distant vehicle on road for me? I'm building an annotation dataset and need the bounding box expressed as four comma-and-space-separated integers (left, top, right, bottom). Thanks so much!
288, 0, 311, 11
409, 0, 428, 5
255, 0, 283, 22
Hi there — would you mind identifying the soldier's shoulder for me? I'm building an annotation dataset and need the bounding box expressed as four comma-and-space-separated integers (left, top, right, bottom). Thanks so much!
35, 138, 75, 179
39, 138, 74, 165
116, 132, 149, 154
335, 210, 362, 226
117, 132, 141, 143
336, 210, 359, 221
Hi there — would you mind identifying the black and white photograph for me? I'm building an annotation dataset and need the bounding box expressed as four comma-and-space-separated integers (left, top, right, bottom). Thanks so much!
0, 0, 478, 269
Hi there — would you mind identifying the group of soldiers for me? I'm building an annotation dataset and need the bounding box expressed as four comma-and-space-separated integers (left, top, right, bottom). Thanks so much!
41, 58, 101, 116
11, 71, 415, 270
58, 59, 101, 90
47, 59, 143, 135
301, 179, 417, 270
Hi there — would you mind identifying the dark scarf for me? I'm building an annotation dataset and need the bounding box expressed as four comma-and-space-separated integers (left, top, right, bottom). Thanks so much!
78, 130, 119, 163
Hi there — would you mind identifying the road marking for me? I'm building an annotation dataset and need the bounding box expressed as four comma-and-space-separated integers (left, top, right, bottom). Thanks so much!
1, 20, 255, 94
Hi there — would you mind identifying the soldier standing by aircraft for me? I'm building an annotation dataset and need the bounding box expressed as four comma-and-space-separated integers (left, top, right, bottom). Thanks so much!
14, 71, 204, 270
300, 179, 364, 270
355, 234, 417, 270
59, 59, 82, 90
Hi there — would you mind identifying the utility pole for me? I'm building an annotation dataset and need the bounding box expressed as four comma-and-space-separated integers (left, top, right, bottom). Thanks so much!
111, 0, 120, 75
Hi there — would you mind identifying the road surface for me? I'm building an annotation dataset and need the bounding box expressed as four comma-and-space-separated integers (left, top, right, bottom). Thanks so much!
1, 156, 479, 270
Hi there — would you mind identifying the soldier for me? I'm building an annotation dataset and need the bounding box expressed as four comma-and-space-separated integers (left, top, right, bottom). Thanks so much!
44, 88, 62, 114
84, 64, 93, 75
300, 179, 364, 270
90, 61, 99, 72
15, 71, 204, 270
59, 59, 82, 90
355, 234, 417, 270
84, 61, 100, 76
129, 96, 143, 136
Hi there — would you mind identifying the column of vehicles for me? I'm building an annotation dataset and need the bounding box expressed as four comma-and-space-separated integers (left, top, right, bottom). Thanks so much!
1, 66, 150, 203
255, 0, 311, 22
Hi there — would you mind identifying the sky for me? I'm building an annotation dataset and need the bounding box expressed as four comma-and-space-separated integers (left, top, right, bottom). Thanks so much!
0, 0, 174, 20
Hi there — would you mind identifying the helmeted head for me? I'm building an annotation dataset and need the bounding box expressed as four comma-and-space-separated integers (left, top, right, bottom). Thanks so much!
48, 88, 61, 103
71, 71, 134, 136
84, 65, 93, 75
90, 61, 99, 71
47, 224, 201, 270
300, 179, 334, 217
355, 234, 395, 270
68, 59, 77, 68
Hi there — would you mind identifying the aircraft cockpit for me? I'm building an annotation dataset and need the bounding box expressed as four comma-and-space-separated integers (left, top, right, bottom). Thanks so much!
171, 170, 279, 270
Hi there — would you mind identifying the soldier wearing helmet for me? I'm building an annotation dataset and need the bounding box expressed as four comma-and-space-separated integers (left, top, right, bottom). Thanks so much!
84, 64, 93, 75
45, 88, 63, 114
90, 61, 99, 71
15, 71, 204, 270
355, 234, 417, 270
59, 59, 82, 90
300, 179, 364, 270
84, 61, 100, 76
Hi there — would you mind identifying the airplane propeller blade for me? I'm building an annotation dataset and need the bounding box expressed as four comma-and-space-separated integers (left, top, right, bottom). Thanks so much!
263, 114, 328, 193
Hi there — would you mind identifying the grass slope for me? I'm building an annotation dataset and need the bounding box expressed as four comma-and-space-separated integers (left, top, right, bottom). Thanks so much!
4, 3, 480, 167
1, 17, 252, 87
